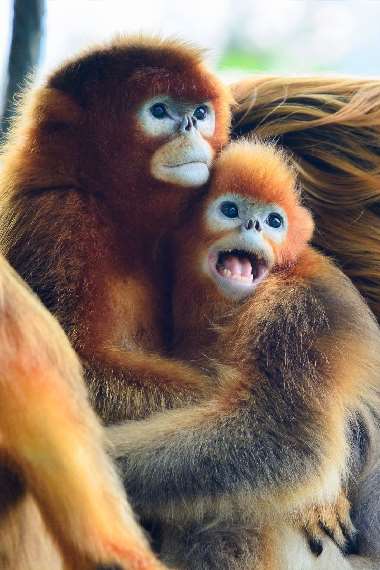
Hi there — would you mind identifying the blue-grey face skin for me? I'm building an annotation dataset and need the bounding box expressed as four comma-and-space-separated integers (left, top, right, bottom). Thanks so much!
137, 96, 216, 188
203, 193, 288, 300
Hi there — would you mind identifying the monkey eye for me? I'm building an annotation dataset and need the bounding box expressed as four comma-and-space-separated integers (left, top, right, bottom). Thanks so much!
193, 105, 208, 121
220, 201, 239, 219
150, 103, 169, 119
266, 212, 283, 228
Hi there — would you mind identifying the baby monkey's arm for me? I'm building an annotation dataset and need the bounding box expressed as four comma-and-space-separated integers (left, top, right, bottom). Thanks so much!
110, 253, 376, 535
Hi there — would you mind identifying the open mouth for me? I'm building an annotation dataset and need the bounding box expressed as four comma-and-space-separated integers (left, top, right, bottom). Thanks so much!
160, 161, 210, 187
209, 248, 269, 298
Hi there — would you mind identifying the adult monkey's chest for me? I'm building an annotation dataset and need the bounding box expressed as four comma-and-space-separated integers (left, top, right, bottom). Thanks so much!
99, 270, 169, 354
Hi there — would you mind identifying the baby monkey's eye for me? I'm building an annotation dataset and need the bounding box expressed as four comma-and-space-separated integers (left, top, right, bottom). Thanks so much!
150, 103, 168, 119
193, 105, 208, 121
220, 201, 239, 218
266, 212, 283, 228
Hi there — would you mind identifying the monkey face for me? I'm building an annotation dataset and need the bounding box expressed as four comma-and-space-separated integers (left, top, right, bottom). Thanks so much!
202, 193, 288, 300
47, 37, 231, 212
137, 96, 216, 188
194, 141, 314, 296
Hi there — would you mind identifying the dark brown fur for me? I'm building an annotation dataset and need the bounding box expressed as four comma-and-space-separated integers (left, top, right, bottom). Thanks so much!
0, 36, 231, 424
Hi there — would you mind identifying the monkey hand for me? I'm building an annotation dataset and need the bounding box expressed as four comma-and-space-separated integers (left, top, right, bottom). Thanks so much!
300, 492, 358, 557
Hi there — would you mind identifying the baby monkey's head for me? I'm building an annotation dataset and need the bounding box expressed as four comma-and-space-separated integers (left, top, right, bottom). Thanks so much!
200, 141, 314, 300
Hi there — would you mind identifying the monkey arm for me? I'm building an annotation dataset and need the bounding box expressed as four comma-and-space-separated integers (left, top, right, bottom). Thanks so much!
110, 255, 380, 520
84, 349, 211, 423
112, 383, 342, 521
0, 189, 209, 424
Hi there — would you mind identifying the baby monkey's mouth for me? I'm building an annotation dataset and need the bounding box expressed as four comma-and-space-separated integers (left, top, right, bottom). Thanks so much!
217, 250, 257, 282
209, 248, 270, 300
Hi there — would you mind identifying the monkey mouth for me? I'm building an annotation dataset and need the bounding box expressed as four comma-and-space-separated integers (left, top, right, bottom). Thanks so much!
208, 249, 269, 299
165, 160, 208, 168
159, 161, 210, 187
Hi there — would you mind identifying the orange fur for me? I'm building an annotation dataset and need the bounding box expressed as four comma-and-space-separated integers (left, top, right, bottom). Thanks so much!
231, 76, 380, 322
110, 141, 380, 569
208, 142, 314, 264
0, 255, 165, 570
0, 38, 378, 569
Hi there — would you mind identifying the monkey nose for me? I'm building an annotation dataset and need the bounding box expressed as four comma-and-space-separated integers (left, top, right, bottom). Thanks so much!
244, 219, 261, 231
179, 115, 193, 133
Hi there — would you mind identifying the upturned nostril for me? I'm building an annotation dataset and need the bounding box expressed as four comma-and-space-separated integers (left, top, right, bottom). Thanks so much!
180, 116, 192, 132
254, 220, 261, 232
179, 116, 193, 133
245, 219, 254, 230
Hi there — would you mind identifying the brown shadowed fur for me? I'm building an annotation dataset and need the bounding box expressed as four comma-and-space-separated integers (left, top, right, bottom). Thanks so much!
112, 142, 380, 569
0, 254, 166, 570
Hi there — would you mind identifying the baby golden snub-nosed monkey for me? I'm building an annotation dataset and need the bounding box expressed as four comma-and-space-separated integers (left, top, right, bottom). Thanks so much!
231, 75, 380, 324
0, 255, 166, 570
111, 142, 380, 569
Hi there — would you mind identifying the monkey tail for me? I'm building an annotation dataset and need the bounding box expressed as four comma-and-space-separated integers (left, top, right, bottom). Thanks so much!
0, 255, 164, 570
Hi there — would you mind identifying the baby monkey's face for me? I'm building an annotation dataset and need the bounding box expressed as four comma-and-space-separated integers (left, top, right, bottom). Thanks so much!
202, 193, 288, 300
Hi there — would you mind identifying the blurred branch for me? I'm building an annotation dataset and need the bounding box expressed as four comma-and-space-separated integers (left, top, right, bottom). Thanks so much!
1, 0, 45, 141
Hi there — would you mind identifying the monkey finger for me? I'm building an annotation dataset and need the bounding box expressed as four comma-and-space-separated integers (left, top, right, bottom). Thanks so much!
303, 522, 325, 557
318, 493, 357, 554
305, 534, 324, 557
319, 520, 348, 551
320, 517, 358, 556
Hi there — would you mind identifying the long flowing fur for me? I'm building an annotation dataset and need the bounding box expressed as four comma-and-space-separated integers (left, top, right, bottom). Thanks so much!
231, 76, 380, 320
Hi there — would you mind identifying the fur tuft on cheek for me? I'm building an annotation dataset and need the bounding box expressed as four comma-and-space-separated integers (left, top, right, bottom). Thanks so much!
277, 206, 314, 265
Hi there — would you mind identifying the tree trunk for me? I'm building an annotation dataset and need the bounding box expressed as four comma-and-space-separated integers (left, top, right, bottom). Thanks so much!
1, 0, 45, 140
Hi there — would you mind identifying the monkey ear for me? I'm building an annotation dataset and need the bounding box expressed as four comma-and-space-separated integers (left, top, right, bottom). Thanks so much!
290, 205, 315, 259
278, 204, 314, 265
31, 87, 83, 125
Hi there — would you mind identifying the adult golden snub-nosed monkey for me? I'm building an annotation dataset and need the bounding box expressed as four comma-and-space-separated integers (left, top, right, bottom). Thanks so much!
0, 36, 232, 425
